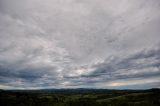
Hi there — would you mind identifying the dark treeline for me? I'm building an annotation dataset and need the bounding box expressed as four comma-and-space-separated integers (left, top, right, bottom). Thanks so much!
0, 88, 160, 106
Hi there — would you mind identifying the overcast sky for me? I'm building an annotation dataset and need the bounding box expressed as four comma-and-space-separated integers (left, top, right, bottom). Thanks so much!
0, 0, 160, 89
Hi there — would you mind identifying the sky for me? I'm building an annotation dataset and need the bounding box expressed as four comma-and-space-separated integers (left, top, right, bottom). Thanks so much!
0, 0, 160, 90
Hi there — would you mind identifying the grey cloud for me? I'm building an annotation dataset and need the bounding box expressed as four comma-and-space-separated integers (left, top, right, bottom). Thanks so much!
0, 65, 59, 84
63, 46, 160, 88
0, 0, 160, 89
83, 46, 160, 79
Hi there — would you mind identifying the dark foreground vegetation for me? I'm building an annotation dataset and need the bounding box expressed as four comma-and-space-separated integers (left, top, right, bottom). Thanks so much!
0, 88, 160, 106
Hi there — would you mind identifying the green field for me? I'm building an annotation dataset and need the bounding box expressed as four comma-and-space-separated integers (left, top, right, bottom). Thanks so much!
0, 89, 160, 106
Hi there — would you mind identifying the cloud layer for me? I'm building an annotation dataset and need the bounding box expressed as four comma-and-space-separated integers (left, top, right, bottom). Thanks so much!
0, 0, 160, 89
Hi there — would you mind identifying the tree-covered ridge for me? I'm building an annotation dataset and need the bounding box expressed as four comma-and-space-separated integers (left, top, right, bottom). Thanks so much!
0, 89, 159, 106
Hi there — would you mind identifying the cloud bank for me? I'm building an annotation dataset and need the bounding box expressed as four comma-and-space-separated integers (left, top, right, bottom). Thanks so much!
0, 0, 160, 89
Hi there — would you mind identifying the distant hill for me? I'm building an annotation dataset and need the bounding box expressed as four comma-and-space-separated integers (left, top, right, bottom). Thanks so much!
1, 88, 146, 94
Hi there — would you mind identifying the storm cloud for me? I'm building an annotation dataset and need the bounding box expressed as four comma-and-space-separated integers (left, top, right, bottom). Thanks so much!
0, 0, 160, 89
